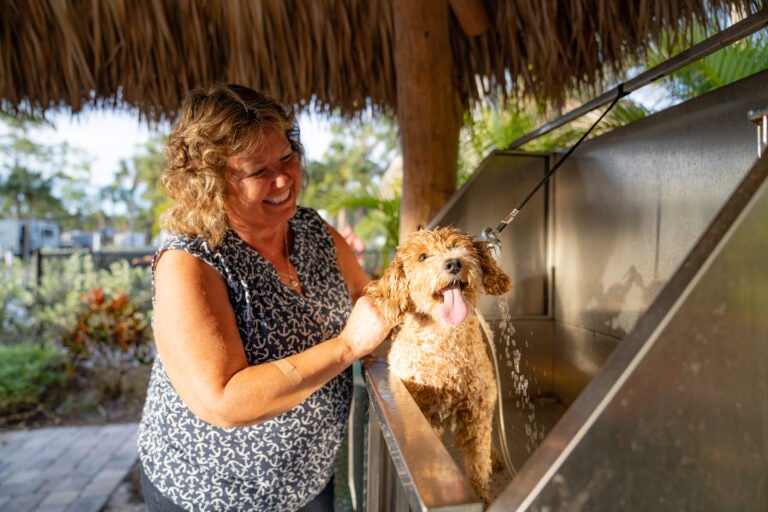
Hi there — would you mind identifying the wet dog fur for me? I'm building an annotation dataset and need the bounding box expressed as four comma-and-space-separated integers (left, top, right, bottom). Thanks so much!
365, 227, 512, 504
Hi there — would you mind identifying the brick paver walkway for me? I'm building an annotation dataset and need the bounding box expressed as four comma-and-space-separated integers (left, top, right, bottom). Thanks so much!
0, 423, 138, 512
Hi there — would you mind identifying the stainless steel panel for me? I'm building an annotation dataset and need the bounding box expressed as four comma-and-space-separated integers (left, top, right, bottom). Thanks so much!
492, 145, 768, 512
552, 323, 620, 405
553, 69, 768, 338
430, 153, 551, 319
487, 319, 555, 399
489, 320, 618, 472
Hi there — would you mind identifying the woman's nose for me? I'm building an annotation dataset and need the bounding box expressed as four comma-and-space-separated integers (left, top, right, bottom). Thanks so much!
273, 168, 290, 187
271, 169, 291, 187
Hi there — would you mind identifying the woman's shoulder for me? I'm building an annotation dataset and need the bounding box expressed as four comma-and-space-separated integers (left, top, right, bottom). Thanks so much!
293, 206, 332, 238
294, 205, 324, 224
158, 232, 212, 255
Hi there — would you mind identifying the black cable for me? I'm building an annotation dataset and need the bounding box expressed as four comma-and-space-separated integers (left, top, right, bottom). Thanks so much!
493, 84, 629, 234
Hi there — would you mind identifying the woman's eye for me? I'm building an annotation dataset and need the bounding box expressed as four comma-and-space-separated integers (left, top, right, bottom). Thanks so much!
418, 253, 428, 262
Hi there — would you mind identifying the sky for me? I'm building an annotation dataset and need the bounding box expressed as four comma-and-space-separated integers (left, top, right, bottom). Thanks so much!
36, 108, 333, 188
42, 109, 159, 187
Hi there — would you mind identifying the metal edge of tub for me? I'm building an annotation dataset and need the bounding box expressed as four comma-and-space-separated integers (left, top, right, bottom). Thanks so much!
363, 357, 484, 512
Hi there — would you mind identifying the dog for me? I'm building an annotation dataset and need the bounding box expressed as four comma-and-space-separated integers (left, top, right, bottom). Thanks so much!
365, 226, 512, 504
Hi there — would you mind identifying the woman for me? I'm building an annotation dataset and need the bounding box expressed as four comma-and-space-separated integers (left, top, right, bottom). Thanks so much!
137, 83, 391, 511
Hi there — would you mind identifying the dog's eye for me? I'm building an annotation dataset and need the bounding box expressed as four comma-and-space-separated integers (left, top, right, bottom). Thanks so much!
418, 253, 428, 262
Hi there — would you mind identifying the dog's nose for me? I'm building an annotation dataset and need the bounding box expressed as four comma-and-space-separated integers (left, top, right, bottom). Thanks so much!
444, 258, 462, 275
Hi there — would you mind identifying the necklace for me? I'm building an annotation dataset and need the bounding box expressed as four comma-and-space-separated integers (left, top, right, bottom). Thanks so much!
276, 228, 300, 289
279, 269, 300, 288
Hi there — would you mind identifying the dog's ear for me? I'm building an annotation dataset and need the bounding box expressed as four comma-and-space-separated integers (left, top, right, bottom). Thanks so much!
363, 254, 411, 325
473, 239, 513, 296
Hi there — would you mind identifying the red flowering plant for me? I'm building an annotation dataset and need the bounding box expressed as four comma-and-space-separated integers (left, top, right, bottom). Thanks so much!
60, 287, 154, 399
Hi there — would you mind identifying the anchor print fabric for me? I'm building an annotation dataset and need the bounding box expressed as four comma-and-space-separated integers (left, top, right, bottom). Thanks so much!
138, 206, 353, 511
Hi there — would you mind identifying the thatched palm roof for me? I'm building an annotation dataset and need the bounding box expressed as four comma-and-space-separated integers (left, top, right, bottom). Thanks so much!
2, 0, 763, 120
2, 0, 765, 235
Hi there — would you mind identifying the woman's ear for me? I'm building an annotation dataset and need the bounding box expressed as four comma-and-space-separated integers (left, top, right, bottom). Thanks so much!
473, 239, 512, 296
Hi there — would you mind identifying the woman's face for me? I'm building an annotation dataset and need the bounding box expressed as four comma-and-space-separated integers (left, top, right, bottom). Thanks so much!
224, 131, 302, 233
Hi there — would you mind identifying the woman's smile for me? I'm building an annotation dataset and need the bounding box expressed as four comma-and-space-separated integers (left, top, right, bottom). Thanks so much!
224, 131, 302, 231
265, 188, 291, 205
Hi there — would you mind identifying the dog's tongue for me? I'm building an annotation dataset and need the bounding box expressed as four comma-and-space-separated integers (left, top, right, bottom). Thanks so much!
441, 287, 468, 325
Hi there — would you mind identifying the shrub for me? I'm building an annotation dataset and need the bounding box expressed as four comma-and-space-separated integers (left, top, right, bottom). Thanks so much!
0, 343, 68, 417
1, 253, 153, 343
1, 252, 154, 408
60, 287, 154, 399
0, 260, 37, 343
31, 253, 153, 345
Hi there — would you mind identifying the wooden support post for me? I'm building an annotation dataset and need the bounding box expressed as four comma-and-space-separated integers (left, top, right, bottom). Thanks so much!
393, 0, 463, 241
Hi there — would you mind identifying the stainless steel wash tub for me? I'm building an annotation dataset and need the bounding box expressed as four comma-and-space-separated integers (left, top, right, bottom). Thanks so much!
363, 69, 768, 511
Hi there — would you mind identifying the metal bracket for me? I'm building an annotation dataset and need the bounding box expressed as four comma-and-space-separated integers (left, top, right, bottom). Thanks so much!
749, 107, 768, 158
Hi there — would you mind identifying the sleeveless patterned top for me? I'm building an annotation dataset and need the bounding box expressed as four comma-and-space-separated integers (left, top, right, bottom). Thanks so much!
137, 206, 353, 511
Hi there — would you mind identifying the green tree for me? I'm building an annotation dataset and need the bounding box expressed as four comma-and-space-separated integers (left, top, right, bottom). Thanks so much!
459, 91, 651, 186
0, 116, 96, 229
330, 187, 400, 272
1, 166, 63, 220
648, 18, 768, 101
101, 134, 167, 242
0, 119, 65, 220
133, 134, 170, 240
303, 115, 399, 251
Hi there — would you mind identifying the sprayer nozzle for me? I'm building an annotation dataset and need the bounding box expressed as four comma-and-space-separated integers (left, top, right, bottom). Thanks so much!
481, 227, 502, 262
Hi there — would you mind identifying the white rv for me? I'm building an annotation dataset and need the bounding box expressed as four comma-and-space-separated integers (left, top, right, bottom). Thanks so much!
0, 219, 61, 257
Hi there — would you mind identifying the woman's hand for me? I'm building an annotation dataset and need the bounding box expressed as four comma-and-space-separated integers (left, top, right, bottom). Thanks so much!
339, 296, 391, 359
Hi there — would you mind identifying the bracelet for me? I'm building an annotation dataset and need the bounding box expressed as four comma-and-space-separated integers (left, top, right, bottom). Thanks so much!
273, 358, 303, 386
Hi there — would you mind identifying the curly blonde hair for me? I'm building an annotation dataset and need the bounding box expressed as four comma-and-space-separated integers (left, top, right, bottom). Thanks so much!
160, 84, 304, 247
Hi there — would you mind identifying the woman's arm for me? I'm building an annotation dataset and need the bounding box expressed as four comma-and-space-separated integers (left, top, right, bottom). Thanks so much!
152, 249, 388, 428
328, 224, 370, 301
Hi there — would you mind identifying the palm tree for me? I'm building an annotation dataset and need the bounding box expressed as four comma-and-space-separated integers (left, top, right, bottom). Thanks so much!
649, 18, 768, 101
302, 116, 400, 273
458, 13, 768, 183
